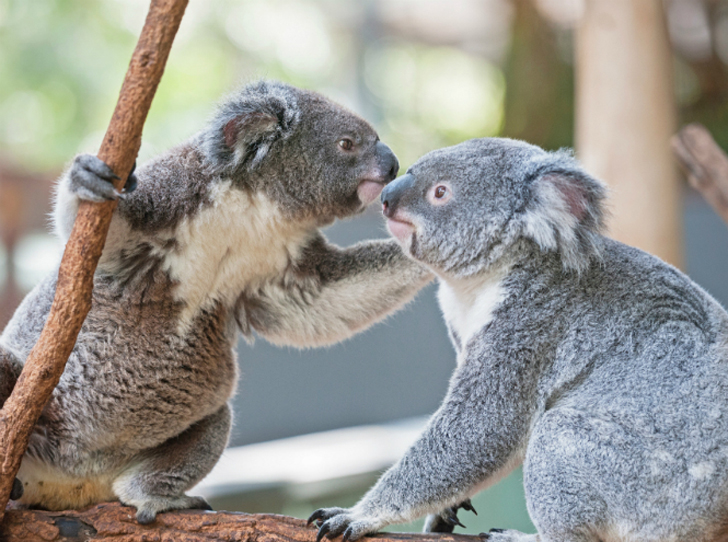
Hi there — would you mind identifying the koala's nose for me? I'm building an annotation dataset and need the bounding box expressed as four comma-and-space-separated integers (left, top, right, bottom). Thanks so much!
381, 173, 414, 217
376, 141, 399, 183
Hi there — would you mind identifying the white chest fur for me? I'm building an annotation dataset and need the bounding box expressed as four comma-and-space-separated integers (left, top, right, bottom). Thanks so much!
163, 183, 313, 325
437, 268, 508, 360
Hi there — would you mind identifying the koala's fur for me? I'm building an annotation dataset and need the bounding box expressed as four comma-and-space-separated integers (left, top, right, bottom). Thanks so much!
0, 81, 430, 523
311, 138, 728, 542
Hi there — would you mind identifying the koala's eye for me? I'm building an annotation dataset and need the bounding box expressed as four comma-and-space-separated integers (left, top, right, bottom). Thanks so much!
428, 183, 453, 206
338, 138, 354, 151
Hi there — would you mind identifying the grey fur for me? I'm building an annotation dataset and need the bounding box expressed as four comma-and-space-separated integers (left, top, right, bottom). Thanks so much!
0, 81, 430, 522
311, 138, 728, 542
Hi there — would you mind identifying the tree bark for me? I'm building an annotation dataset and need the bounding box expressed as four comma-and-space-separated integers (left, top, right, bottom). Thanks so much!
672, 123, 728, 226
575, 0, 682, 267
0, 503, 482, 542
0, 0, 187, 521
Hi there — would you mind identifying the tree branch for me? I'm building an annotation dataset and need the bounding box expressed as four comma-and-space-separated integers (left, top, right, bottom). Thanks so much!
672, 123, 728, 225
0, 503, 482, 542
0, 0, 188, 520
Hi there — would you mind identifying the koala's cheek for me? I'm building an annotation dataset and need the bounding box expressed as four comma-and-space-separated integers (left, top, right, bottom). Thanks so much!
386, 218, 414, 244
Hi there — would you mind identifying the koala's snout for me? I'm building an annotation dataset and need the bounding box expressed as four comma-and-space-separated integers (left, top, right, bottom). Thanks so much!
357, 143, 400, 205
381, 173, 414, 217
376, 141, 399, 183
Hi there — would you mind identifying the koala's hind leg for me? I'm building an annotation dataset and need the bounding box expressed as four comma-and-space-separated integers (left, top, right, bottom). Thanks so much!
113, 403, 231, 524
517, 409, 630, 542
423, 498, 477, 533
481, 532, 540, 542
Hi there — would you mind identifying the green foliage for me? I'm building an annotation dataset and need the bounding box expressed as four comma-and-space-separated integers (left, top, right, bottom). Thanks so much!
0, 0, 510, 174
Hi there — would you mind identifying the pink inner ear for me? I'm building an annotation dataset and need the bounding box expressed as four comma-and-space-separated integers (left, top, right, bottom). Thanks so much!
223, 118, 239, 149
223, 112, 278, 149
546, 174, 588, 221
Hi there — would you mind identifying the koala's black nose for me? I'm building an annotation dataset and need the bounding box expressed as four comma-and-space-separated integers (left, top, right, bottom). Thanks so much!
381, 173, 414, 217
376, 141, 399, 183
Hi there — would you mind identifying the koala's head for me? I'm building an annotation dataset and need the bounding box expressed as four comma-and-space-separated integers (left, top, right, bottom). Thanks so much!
202, 81, 399, 223
380, 138, 607, 277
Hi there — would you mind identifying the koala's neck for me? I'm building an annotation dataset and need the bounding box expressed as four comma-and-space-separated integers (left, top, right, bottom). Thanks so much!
172, 184, 315, 326
437, 263, 511, 356
104, 181, 316, 331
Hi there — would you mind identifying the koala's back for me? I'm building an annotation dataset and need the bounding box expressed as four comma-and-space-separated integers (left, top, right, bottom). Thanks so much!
520, 238, 728, 540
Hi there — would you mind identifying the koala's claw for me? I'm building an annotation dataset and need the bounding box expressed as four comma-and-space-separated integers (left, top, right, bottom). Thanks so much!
123, 161, 138, 194
70, 154, 137, 203
424, 499, 477, 533
447, 511, 466, 528
308, 508, 381, 542
308, 508, 339, 526
460, 498, 477, 515
315, 522, 331, 542
10, 477, 23, 500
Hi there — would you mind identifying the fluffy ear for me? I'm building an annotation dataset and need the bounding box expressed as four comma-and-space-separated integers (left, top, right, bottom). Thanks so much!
520, 154, 608, 272
202, 81, 301, 173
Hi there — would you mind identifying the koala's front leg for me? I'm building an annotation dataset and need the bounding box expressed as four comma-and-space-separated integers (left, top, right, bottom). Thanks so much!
112, 403, 230, 524
53, 154, 137, 243
245, 236, 433, 347
309, 354, 534, 541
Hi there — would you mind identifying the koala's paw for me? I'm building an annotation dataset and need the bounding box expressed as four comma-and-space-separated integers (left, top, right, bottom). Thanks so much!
423, 498, 477, 533
308, 507, 386, 542
480, 528, 538, 542
69, 154, 137, 202
130, 494, 213, 525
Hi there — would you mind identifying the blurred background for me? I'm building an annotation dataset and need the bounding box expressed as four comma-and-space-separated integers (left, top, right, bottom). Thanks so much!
1, 0, 728, 535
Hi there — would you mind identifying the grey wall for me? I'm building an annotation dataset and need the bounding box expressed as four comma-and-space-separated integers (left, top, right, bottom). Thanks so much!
230, 208, 454, 447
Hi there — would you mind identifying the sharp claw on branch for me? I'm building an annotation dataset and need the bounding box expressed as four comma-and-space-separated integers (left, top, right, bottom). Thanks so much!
461, 499, 477, 515
316, 522, 330, 542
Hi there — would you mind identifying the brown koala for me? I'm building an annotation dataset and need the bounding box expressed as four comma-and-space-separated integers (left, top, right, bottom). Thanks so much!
0, 81, 431, 523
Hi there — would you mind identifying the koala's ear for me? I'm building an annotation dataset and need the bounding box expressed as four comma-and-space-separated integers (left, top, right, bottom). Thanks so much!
519, 156, 608, 272
203, 82, 301, 173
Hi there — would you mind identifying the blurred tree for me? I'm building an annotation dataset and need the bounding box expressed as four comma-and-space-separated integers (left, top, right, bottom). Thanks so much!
576, 0, 682, 268
501, 0, 574, 150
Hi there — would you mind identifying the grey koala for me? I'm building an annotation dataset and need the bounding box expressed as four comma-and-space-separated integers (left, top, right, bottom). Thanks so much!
310, 137, 728, 542
0, 81, 431, 523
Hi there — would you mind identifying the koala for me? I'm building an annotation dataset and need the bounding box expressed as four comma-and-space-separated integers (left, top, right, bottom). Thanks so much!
310, 137, 728, 542
0, 81, 431, 523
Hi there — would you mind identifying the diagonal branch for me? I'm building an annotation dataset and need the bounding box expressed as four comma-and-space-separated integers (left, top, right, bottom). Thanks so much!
0, 0, 188, 521
672, 123, 728, 225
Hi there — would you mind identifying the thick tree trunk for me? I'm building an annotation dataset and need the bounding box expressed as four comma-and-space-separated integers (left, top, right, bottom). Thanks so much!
0, 503, 481, 542
575, 0, 682, 267
0, 0, 188, 521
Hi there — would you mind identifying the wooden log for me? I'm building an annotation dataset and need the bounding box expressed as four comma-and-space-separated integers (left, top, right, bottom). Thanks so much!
0, 0, 188, 521
0, 503, 482, 542
672, 123, 728, 226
